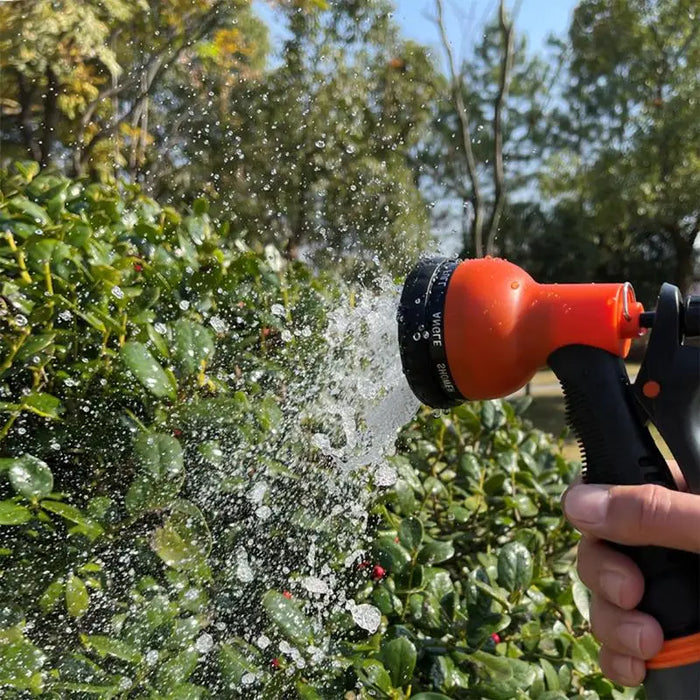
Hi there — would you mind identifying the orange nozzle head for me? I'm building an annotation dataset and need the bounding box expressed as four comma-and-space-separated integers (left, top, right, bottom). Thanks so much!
398, 257, 645, 406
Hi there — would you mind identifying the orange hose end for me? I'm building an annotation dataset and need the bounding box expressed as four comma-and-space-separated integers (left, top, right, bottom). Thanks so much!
443, 258, 646, 400
647, 632, 700, 670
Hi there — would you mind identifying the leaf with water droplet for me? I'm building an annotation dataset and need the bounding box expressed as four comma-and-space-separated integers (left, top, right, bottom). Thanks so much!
0, 500, 32, 525
219, 641, 262, 686
262, 590, 314, 647
65, 574, 89, 618
40, 500, 103, 539
80, 635, 142, 664
172, 320, 214, 376
398, 516, 423, 551
21, 392, 63, 419
377, 636, 417, 688
121, 341, 176, 399
125, 433, 185, 516
417, 539, 454, 565
8, 454, 53, 499
497, 541, 533, 592
152, 500, 210, 570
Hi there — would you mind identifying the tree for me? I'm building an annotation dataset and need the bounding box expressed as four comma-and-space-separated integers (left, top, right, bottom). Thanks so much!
422, 0, 551, 258
543, 0, 700, 293
0, 0, 273, 177
165, 0, 443, 275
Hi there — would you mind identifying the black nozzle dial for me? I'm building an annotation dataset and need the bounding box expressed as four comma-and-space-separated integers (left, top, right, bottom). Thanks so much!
397, 257, 465, 408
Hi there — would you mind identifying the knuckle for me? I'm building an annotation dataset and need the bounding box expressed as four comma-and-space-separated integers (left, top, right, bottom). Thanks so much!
637, 484, 673, 533
608, 484, 672, 539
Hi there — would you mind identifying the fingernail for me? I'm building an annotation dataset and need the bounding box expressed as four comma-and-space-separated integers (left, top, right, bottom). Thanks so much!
618, 622, 646, 657
612, 654, 643, 686
564, 484, 610, 525
599, 570, 626, 607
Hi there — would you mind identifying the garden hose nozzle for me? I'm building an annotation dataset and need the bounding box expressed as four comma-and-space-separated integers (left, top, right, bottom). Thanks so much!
397, 256, 700, 700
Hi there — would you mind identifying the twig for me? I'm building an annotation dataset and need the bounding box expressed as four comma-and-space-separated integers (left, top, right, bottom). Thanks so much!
434, 0, 485, 256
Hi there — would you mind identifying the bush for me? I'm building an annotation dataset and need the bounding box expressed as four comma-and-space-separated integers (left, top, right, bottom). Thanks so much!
0, 163, 639, 699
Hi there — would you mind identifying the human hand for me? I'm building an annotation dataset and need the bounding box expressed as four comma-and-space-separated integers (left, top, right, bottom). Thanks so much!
562, 463, 700, 687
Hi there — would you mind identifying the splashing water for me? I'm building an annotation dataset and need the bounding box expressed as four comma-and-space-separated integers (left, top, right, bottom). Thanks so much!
185, 277, 419, 681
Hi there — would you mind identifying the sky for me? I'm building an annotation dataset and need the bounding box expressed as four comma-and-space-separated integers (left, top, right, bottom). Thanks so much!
393, 0, 578, 58
254, 0, 580, 62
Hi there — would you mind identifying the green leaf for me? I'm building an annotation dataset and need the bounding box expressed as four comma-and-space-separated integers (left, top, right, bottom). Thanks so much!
572, 580, 591, 621
125, 432, 185, 515
296, 680, 324, 699
13, 161, 40, 181
8, 454, 53, 499
218, 641, 261, 686
80, 635, 142, 664
0, 500, 32, 525
40, 500, 103, 539
65, 574, 90, 618
540, 658, 560, 691
417, 539, 454, 565
172, 319, 215, 376
0, 639, 46, 690
121, 341, 176, 399
411, 695, 452, 700
262, 590, 314, 647
20, 392, 63, 419
497, 541, 533, 592
398, 516, 423, 551
39, 578, 64, 613
374, 535, 412, 573
152, 500, 211, 570
7, 196, 50, 224
377, 636, 416, 689
356, 659, 392, 693
156, 648, 199, 689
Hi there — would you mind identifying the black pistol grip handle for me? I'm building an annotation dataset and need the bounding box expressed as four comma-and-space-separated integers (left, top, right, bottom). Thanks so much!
547, 344, 700, 641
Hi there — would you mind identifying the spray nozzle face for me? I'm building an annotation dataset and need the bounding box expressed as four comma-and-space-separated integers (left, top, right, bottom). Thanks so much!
397, 256, 464, 408
399, 256, 646, 406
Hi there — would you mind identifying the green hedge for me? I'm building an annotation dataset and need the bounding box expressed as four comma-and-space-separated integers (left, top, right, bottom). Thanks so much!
0, 163, 640, 699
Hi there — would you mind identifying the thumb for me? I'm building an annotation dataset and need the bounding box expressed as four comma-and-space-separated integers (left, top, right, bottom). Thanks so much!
563, 483, 700, 553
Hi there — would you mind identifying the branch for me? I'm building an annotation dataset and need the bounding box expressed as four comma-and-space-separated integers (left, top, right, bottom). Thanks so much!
434, 0, 484, 256
16, 71, 41, 162
79, 3, 225, 169
484, 0, 515, 256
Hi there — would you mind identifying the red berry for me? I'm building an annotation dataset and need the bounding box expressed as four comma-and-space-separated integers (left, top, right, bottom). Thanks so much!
357, 560, 370, 570
173, 429, 183, 437
491, 633, 501, 644
270, 657, 280, 669
133, 262, 143, 272
371, 565, 386, 581
282, 590, 292, 599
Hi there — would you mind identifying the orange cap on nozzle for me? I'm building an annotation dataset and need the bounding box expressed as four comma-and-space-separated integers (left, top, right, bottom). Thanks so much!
397, 257, 645, 406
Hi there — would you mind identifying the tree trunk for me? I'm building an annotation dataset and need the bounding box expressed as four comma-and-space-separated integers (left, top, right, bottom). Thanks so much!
17, 71, 41, 162
40, 67, 58, 167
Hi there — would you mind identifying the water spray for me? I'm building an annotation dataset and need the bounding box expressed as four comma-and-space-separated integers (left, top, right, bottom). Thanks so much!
397, 256, 700, 699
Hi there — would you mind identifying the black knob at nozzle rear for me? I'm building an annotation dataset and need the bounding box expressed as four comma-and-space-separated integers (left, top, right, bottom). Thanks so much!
397, 257, 465, 408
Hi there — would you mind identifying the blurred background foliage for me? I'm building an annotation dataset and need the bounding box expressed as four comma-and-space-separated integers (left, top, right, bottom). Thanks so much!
1, 0, 698, 296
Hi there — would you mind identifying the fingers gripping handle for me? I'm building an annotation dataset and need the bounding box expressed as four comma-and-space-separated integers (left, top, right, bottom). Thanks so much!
547, 345, 700, 644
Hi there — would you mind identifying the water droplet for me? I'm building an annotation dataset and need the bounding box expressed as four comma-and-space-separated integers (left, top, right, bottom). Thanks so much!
195, 633, 214, 653
351, 603, 381, 633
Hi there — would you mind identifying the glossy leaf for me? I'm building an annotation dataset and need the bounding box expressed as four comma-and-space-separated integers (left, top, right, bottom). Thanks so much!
65, 574, 89, 618
497, 541, 533, 592
377, 636, 416, 689
0, 501, 32, 525
8, 454, 53, 499
262, 590, 314, 648
121, 341, 176, 399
